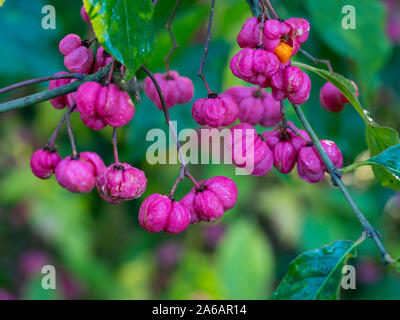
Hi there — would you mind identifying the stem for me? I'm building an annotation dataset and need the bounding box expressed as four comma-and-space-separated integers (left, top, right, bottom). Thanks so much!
66, 111, 78, 158
140, 65, 200, 193
197, 0, 216, 94
264, 0, 279, 20
0, 64, 111, 113
299, 48, 333, 72
47, 105, 76, 148
164, 0, 182, 72
90, 39, 99, 74
291, 102, 394, 264
107, 58, 116, 84
258, 3, 266, 46
280, 100, 287, 125
112, 127, 120, 164
0, 73, 85, 95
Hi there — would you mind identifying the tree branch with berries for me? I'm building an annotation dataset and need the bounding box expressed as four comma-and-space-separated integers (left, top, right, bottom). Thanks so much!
0, 0, 399, 300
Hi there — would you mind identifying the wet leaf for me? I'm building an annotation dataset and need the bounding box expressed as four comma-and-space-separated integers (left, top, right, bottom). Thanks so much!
83, 0, 155, 79
271, 239, 364, 300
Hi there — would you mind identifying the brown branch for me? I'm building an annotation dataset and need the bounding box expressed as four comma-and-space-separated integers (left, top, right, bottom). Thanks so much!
140, 65, 200, 195
164, 0, 182, 72
197, 0, 216, 94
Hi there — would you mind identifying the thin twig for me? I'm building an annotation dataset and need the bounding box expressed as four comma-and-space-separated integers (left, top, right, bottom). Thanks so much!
140, 65, 200, 193
280, 100, 287, 126
264, 0, 279, 20
47, 105, 76, 148
299, 48, 333, 72
66, 108, 78, 158
197, 0, 216, 95
112, 127, 119, 164
291, 102, 394, 264
258, 3, 266, 46
107, 58, 116, 84
0, 73, 85, 95
164, 0, 182, 72
258, 0, 271, 20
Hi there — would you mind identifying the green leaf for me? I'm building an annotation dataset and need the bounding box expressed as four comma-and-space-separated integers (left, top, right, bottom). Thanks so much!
293, 61, 400, 190
343, 144, 400, 189
216, 220, 275, 299
0, 0, 6, 7
271, 239, 364, 300
83, 0, 155, 79
304, 0, 391, 77
366, 126, 400, 190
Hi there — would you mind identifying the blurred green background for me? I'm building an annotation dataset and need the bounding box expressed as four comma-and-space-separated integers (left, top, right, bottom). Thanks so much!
0, 0, 399, 300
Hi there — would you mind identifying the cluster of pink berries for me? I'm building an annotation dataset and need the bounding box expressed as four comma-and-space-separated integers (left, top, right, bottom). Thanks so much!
31, 6, 146, 208
231, 17, 311, 105
139, 176, 238, 234
31, 4, 240, 236
31, 148, 147, 204
227, 122, 342, 183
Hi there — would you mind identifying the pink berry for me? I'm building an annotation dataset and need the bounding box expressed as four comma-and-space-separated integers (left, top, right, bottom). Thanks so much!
194, 189, 225, 222
96, 163, 147, 204
79, 151, 106, 177
225, 86, 263, 125
181, 176, 238, 224
75, 81, 106, 130
252, 151, 274, 176
297, 146, 325, 183
287, 73, 311, 105
30, 148, 61, 179
225, 87, 281, 127
230, 48, 280, 87
265, 124, 310, 174
230, 123, 272, 174
59, 34, 82, 56
273, 141, 297, 174
48, 72, 73, 109
263, 19, 291, 52
259, 92, 282, 127
93, 47, 112, 72
319, 140, 343, 170
192, 93, 238, 127
180, 190, 201, 224
76, 82, 135, 130
283, 67, 311, 105
237, 17, 261, 48
139, 194, 190, 233
55, 152, 105, 193
144, 71, 194, 110
284, 18, 310, 45
97, 84, 135, 127
80, 5, 90, 23
319, 81, 359, 113
64, 46, 94, 73
204, 176, 238, 211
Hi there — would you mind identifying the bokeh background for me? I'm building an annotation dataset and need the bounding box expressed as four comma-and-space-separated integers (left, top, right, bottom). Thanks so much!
0, 0, 399, 300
